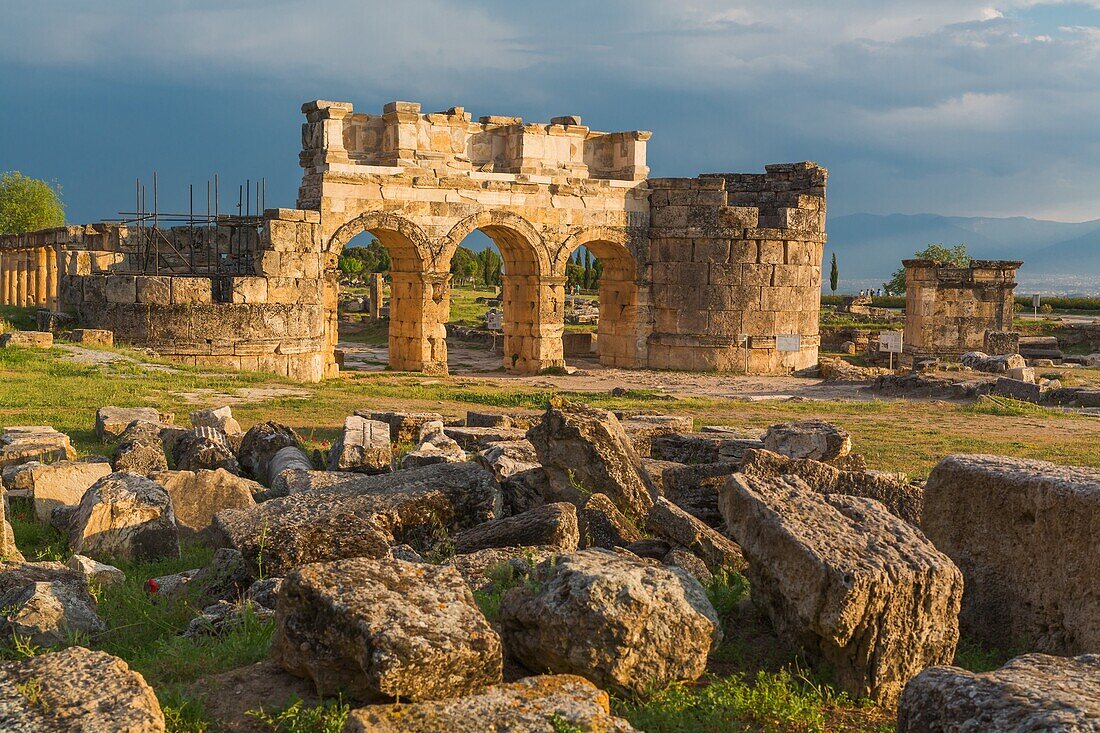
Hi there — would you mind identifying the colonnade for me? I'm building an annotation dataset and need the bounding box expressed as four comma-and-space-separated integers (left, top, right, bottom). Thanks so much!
0, 247, 58, 310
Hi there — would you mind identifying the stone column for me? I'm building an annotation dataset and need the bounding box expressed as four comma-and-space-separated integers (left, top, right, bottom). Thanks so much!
35, 247, 48, 307
16, 250, 29, 307
503, 274, 565, 373
369, 272, 384, 320
0, 252, 9, 305
387, 269, 448, 374
46, 246, 58, 311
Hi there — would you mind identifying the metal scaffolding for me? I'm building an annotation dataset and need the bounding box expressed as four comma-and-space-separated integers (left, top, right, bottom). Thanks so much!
106, 173, 266, 276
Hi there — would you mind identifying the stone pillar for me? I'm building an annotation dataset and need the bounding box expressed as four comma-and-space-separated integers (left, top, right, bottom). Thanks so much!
35, 247, 47, 307
45, 246, 58, 311
369, 272, 384, 320
16, 250, 29, 307
388, 270, 448, 374
0, 252, 9, 305
503, 274, 565, 374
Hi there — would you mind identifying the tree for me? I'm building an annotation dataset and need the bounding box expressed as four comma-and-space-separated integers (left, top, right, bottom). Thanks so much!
344, 238, 390, 274
583, 249, 592, 290
885, 243, 969, 295
475, 248, 502, 287
829, 252, 839, 293
450, 246, 478, 284
338, 254, 365, 279
0, 171, 64, 234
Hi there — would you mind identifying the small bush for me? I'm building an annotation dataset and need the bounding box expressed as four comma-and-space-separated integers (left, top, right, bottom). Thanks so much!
246, 695, 350, 733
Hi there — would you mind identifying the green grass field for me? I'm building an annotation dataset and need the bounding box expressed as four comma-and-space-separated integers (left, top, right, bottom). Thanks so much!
0, 335, 1089, 731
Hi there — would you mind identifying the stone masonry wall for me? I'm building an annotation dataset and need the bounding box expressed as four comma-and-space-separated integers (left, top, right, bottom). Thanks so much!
646, 163, 827, 372
903, 259, 1021, 358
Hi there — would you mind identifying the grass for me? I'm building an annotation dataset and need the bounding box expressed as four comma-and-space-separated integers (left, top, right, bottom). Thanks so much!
246, 696, 350, 733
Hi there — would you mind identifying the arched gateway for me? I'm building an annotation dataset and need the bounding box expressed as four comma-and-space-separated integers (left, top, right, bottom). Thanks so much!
0, 99, 828, 382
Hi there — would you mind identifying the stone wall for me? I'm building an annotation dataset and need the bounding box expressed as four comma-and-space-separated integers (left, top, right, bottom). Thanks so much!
646, 164, 827, 372
1, 210, 333, 382
903, 259, 1021, 358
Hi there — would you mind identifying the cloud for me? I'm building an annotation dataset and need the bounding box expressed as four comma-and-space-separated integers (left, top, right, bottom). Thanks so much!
3, 0, 1100, 219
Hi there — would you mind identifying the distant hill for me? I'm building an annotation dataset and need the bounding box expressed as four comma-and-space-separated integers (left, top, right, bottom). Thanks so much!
827, 213, 1100, 280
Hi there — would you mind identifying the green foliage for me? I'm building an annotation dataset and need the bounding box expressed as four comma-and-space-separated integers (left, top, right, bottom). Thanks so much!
1013, 294, 1100, 312
820, 295, 905, 309
246, 696, 350, 733
0, 171, 65, 234
450, 245, 479, 282
706, 569, 750, 618
964, 395, 1057, 418
886, 243, 969, 295
617, 669, 843, 733
342, 238, 390, 274
829, 252, 839, 293
475, 247, 502, 287
8, 510, 67, 562
337, 255, 365, 279
472, 556, 544, 621
954, 637, 1013, 674
549, 714, 586, 733
160, 691, 212, 733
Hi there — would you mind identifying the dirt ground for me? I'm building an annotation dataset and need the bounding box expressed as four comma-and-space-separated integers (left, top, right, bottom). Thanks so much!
338, 339, 874, 402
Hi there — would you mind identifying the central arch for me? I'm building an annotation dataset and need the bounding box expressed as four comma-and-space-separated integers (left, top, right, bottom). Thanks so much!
328, 211, 448, 373
442, 211, 563, 373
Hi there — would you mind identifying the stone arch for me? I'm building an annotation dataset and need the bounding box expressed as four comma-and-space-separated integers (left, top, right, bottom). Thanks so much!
558, 227, 646, 368
442, 210, 562, 373
326, 211, 446, 374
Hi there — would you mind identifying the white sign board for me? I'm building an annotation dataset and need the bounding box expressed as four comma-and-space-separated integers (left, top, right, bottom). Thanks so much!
879, 330, 903, 353
776, 334, 801, 352
1032, 293, 1041, 308
486, 310, 502, 331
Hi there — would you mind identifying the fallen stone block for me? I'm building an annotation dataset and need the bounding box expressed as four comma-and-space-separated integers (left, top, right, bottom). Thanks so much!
190, 405, 242, 436
960, 351, 1027, 373
661, 462, 741, 527
68, 473, 180, 561
647, 497, 744, 571
95, 406, 171, 442
465, 410, 538, 430
273, 557, 502, 702
359, 410, 444, 444
66, 554, 125, 587
990, 376, 1041, 402
153, 469, 260, 538
897, 653, 1100, 733
111, 423, 169, 475
444, 546, 556, 593
473, 440, 540, 482
720, 473, 962, 706
213, 462, 502, 577
0, 646, 165, 730
527, 401, 657, 520
763, 419, 851, 461
401, 420, 466, 468
443, 425, 528, 451
499, 548, 721, 697
739, 448, 922, 526
0, 425, 76, 470
60, 328, 114, 347
650, 432, 764, 464
923, 454, 1100, 654
7, 459, 112, 522
345, 674, 640, 732
238, 421, 303, 484
0, 561, 105, 647
581, 493, 642, 549
499, 466, 549, 517
172, 428, 240, 474
452, 502, 578, 554
327, 415, 391, 474
0, 331, 52, 349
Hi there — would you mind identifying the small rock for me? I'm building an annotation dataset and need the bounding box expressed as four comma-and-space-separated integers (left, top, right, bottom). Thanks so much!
65, 554, 125, 587
171, 428, 240, 474
95, 407, 171, 442
581, 493, 642, 549
763, 419, 851, 461
190, 406, 242, 436
401, 421, 467, 468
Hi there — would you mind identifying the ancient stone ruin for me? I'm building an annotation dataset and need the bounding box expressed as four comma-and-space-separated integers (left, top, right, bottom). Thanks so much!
902, 258, 1021, 358
0, 100, 828, 380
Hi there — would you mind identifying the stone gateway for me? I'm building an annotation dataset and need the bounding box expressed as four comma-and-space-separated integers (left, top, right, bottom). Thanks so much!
0, 100, 828, 380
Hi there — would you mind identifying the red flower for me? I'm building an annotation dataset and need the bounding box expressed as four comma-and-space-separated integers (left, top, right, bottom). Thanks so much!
146, 578, 159, 593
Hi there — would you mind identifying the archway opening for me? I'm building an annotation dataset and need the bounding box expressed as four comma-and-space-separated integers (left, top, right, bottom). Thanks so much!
330, 215, 440, 374
561, 239, 639, 367
441, 214, 552, 374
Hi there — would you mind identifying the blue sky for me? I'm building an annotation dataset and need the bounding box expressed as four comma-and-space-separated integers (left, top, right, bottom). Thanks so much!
4, 1, 1100, 224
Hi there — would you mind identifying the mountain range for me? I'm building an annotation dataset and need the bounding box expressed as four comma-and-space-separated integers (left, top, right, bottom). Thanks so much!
827, 213, 1100, 281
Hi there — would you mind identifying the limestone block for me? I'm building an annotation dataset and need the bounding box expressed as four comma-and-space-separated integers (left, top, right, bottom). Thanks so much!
104, 275, 137, 304
345, 675, 640, 733
11, 460, 113, 522
0, 331, 52, 349
135, 276, 171, 305
95, 406, 169, 442
153, 469, 260, 537
897, 653, 1100, 733
231, 277, 269, 304
170, 277, 213, 304
720, 473, 962, 706
923, 455, 1100, 654
272, 557, 503, 702
327, 416, 391, 474
68, 473, 181, 561
62, 328, 113, 347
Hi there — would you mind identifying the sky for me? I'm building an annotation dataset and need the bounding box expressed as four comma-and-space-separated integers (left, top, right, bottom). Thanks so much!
3, 1, 1100, 224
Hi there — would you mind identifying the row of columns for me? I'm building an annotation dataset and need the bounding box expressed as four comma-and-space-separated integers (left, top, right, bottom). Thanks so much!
0, 247, 58, 310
